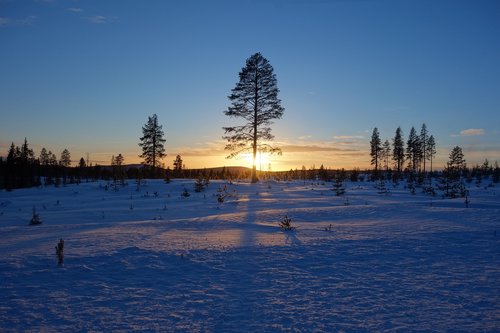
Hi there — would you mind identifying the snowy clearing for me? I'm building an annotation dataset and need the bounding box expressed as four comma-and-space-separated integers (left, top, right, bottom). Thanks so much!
1, 179, 499, 332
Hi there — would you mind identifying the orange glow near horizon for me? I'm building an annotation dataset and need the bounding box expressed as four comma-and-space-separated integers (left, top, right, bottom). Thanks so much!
110, 152, 373, 172
38, 145, 464, 172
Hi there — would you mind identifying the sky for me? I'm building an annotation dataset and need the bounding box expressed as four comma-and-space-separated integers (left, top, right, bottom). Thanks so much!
1, 0, 499, 171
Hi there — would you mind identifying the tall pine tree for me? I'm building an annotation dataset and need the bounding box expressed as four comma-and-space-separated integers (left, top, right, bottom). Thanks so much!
427, 135, 436, 173
406, 126, 421, 172
223, 52, 284, 183
420, 123, 428, 173
139, 114, 166, 174
392, 127, 405, 173
370, 127, 382, 172
382, 139, 391, 172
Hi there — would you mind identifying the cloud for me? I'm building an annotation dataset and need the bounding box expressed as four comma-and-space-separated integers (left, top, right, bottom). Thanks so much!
333, 135, 364, 140
0, 16, 36, 27
459, 128, 485, 136
281, 144, 359, 153
87, 15, 117, 24
67, 8, 83, 13
0, 17, 10, 26
298, 135, 312, 140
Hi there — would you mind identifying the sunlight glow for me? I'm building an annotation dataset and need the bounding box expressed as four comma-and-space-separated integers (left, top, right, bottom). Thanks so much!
243, 152, 271, 171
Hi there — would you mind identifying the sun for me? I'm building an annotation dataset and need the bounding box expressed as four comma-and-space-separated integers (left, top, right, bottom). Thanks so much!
243, 152, 270, 170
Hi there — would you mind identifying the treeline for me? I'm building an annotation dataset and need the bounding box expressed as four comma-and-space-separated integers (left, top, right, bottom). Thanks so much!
0, 139, 256, 190
2, 137, 499, 192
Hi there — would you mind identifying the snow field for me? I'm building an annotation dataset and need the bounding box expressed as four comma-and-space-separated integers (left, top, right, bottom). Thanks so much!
0, 179, 499, 332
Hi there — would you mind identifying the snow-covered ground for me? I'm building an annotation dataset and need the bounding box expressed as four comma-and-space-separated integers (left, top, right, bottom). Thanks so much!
0, 179, 499, 332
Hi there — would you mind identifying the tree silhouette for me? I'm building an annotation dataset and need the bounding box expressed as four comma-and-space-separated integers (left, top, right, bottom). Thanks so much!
427, 135, 436, 172
139, 114, 166, 174
223, 52, 284, 183
60, 149, 71, 167
392, 127, 405, 173
406, 126, 421, 172
370, 127, 382, 172
381, 139, 391, 172
173, 154, 183, 177
420, 123, 429, 173
441, 146, 466, 197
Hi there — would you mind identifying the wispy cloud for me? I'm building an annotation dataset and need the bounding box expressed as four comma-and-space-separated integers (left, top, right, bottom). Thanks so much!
66, 8, 83, 13
459, 128, 485, 136
0, 16, 36, 27
281, 144, 359, 153
87, 15, 117, 24
333, 135, 364, 140
298, 135, 312, 140
0, 17, 10, 26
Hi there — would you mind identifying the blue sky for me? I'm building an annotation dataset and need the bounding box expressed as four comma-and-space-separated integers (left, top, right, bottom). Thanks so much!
1, 0, 499, 170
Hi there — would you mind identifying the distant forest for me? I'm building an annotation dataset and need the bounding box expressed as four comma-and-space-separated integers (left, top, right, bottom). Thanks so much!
1, 136, 499, 197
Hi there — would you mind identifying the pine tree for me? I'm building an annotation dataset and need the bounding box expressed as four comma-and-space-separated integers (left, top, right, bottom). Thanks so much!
40, 148, 49, 166
60, 149, 71, 167
318, 164, 329, 182
382, 139, 391, 172
20, 138, 34, 162
115, 154, 124, 166
427, 135, 436, 173
420, 123, 429, 173
392, 127, 405, 173
441, 146, 467, 198
173, 155, 183, 177
370, 127, 382, 171
139, 114, 166, 173
110, 154, 125, 183
448, 146, 466, 172
19, 139, 37, 188
406, 127, 421, 172
332, 170, 345, 196
223, 52, 284, 183
48, 151, 58, 166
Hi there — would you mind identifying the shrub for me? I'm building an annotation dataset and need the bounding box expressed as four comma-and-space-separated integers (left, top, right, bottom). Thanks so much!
194, 177, 205, 192
181, 188, 190, 198
29, 207, 42, 225
55, 239, 64, 265
279, 215, 295, 231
